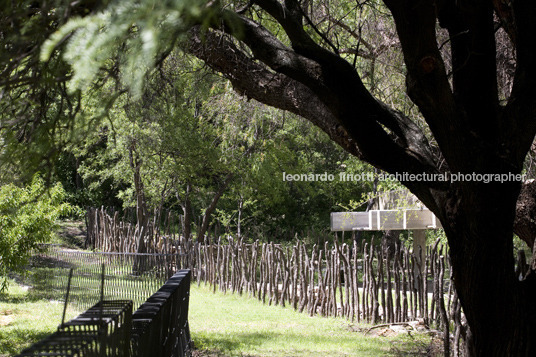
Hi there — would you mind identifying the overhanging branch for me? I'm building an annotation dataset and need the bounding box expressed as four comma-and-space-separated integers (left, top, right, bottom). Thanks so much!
188, 27, 445, 193
188, 28, 363, 158
500, 1, 536, 167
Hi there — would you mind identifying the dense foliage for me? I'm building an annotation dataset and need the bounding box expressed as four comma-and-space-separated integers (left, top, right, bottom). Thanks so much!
55, 54, 379, 239
0, 177, 70, 291
1, 0, 401, 241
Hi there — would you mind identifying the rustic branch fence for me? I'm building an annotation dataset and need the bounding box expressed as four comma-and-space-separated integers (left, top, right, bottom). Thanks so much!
189, 237, 467, 355
85, 210, 458, 326
86, 207, 188, 254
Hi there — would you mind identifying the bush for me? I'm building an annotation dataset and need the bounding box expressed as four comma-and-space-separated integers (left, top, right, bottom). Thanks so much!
0, 176, 70, 291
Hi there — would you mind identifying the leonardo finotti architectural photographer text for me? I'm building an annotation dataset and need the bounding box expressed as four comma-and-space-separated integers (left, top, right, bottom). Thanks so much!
282, 172, 526, 183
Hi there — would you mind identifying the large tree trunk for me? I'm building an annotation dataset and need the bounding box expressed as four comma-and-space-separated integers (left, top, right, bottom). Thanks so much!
381, 230, 401, 258
130, 149, 149, 254
441, 181, 536, 356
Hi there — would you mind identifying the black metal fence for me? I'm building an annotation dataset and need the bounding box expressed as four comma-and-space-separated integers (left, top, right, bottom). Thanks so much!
131, 270, 192, 357
16, 300, 133, 356
29, 245, 189, 311
16, 270, 192, 357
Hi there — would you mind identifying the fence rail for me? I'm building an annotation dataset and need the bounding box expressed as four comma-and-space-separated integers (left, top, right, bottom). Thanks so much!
132, 270, 192, 357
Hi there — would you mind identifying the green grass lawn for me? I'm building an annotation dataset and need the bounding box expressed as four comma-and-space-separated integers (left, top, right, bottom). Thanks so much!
189, 283, 435, 357
1, 272, 437, 357
0, 281, 80, 356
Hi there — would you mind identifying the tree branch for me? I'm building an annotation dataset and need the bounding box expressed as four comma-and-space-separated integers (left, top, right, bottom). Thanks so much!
253, 0, 334, 58
188, 26, 448, 210
493, 0, 516, 44
188, 1, 459, 213
438, 1, 500, 145
188, 28, 362, 158
383, 0, 473, 173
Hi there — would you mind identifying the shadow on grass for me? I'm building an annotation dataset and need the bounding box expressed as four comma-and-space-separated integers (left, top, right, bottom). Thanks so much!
31, 255, 76, 270
0, 327, 52, 356
7, 265, 163, 312
193, 331, 278, 356
0, 279, 65, 305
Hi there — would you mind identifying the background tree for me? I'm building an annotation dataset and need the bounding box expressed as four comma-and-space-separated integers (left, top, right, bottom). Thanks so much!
72, 52, 370, 241
0, 0, 109, 183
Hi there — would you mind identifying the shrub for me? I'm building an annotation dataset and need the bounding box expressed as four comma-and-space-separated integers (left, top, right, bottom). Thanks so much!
0, 176, 71, 291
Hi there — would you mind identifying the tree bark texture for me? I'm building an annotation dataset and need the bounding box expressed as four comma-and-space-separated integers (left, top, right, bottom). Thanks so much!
514, 180, 536, 250
129, 144, 149, 275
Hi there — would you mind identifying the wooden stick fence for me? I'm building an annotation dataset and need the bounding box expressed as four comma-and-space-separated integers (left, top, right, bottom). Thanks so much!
86, 208, 477, 355
86, 207, 184, 254
191, 238, 444, 321
189, 238, 468, 355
